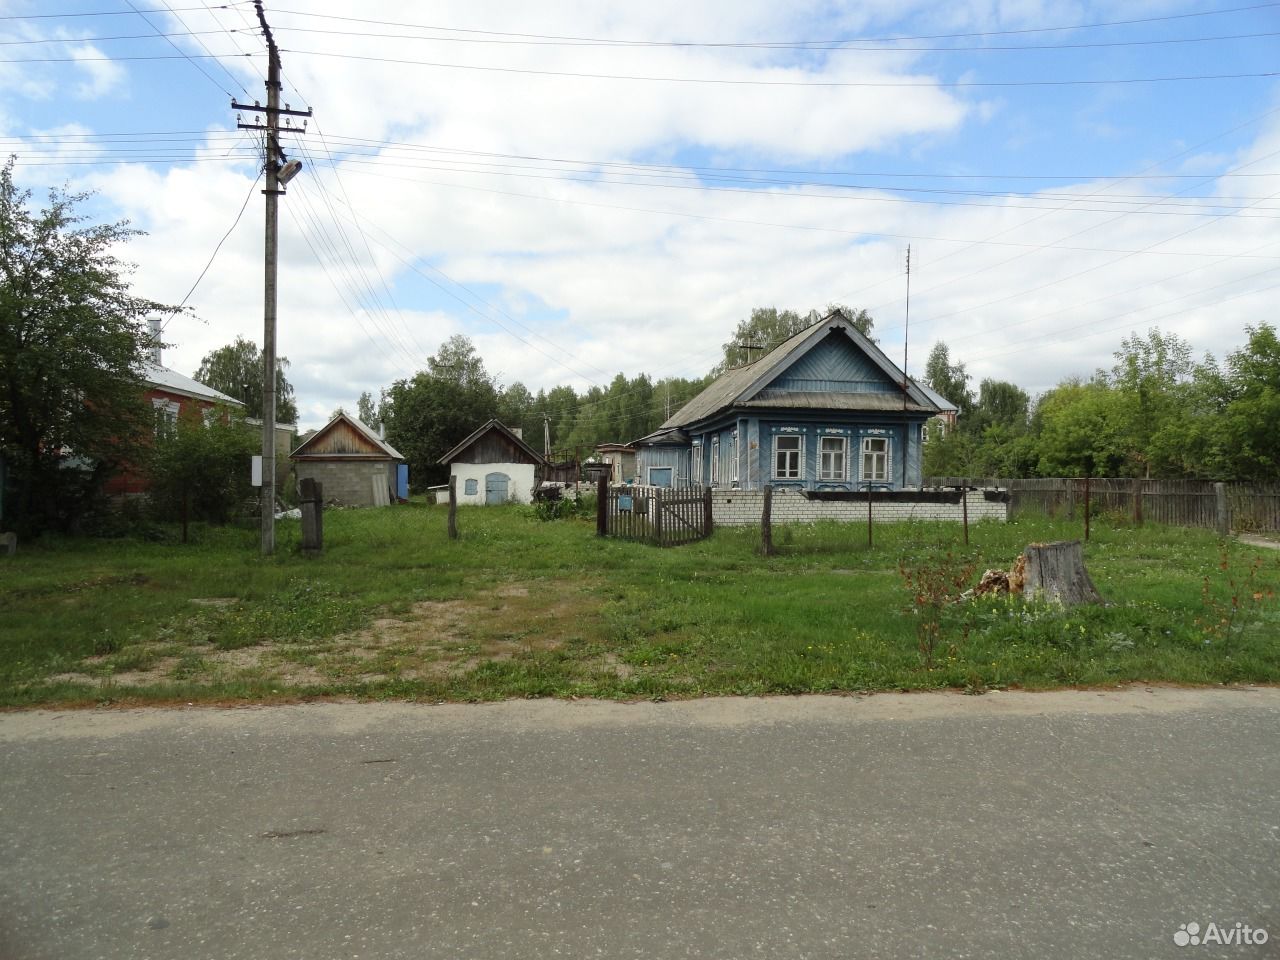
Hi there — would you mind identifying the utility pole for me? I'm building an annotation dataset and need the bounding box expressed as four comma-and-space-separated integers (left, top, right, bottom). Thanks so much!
233, 1, 310, 555
902, 244, 912, 491
734, 341, 763, 366
543, 414, 551, 459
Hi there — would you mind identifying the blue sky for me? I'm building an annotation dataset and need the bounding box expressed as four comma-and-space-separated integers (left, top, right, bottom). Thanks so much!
4, 1, 1279, 429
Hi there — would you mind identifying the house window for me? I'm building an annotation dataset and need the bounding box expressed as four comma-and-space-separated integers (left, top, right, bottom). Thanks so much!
819, 436, 847, 481
648, 466, 674, 488
774, 435, 802, 479
731, 434, 739, 484
710, 438, 720, 486
464, 478, 478, 496
861, 436, 889, 483
152, 397, 180, 436
691, 444, 702, 485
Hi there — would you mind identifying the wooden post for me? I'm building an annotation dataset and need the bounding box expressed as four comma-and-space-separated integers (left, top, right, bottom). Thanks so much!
596, 474, 608, 537
447, 475, 458, 541
300, 477, 323, 555
962, 485, 969, 546
1215, 482, 1229, 537
1083, 476, 1091, 541
1133, 477, 1144, 527
703, 486, 713, 536
761, 484, 774, 556
866, 483, 873, 548
653, 488, 664, 545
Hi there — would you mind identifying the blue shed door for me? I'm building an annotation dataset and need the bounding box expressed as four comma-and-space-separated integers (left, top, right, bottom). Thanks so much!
396, 464, 409, 500
484, 472, 509, 504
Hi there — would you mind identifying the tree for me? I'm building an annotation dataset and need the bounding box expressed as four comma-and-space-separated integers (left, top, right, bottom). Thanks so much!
146, 405, 257, 539
923, 342, 973, 417
715, 304, 874, 374
0, 157, 174, 535
1216, 323, 1280, 481
356, 390, 379, 428
193, 336, 298, 424
380, 335, 499, 490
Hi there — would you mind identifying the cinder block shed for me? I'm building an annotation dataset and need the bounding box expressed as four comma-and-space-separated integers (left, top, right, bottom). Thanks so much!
289, 412, 404, 507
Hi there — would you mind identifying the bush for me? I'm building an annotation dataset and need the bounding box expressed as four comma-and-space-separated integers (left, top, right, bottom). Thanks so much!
147, 406, 258, 525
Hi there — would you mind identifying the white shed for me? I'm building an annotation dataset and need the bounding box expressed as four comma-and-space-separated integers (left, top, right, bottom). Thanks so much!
438, 420, 546, 505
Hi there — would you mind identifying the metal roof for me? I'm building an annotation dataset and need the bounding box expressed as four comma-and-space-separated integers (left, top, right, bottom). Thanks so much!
652, 312, 938, 434
915, 380, 959, 413
144, 362, 243, 407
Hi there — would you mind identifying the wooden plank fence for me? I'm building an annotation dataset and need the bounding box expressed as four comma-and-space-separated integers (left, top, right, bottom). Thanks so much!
597, 481, 713, 547
925, 477, 1280, 534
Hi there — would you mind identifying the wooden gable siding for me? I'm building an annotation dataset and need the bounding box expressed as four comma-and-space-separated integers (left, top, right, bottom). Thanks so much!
456, 431, 540, 466
761, 331, 898, 397
299, 420, 387, 459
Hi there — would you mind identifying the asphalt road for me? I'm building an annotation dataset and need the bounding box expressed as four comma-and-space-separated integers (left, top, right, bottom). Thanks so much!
1, 688, 1278, 960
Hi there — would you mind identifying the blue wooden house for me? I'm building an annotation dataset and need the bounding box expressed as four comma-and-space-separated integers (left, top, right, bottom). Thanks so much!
633, 311, 942, 492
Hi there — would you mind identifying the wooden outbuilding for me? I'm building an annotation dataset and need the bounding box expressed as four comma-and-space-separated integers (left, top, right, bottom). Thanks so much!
438, 420, 545, 505
289, 412, 404, 507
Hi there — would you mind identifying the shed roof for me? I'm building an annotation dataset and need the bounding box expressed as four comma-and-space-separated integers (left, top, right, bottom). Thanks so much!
289, 411, 404, 461
438, 419, 546, 466
650, 311, 938, 436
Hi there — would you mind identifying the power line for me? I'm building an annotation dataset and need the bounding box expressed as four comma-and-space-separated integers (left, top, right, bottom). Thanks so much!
155, 0, 253, 97
9, 47, 1273, 88
264, 2, 1280, 46
11, 128, 1278, 181
265, 24, 1280, 53
279, 50, 1279, 88
0, 3, 251, 18
162, 170, 262, 331
122, 0, 237, 97
325, 164, 1280, 261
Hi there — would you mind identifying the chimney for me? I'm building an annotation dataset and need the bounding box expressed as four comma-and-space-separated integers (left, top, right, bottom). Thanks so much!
510, 427, 523, 439
378, 422, 386, 440
147, 317, 162, 365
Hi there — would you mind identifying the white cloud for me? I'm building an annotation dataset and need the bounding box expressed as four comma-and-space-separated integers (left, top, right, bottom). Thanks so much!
70, 45, 125, 100
24, 0, 1277, 431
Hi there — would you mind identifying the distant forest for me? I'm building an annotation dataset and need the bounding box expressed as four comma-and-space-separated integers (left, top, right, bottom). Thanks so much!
356, 304, 1278, 491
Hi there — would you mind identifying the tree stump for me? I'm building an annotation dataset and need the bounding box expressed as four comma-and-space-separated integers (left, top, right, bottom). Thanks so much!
1021, 540, 1103, 605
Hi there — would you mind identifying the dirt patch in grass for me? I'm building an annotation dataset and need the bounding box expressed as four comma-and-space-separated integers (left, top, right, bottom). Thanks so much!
37, 578, 607, 692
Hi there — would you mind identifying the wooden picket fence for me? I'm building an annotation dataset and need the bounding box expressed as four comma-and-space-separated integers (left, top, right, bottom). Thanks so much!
596, 481, 713, 547
925, 477, 1280, 534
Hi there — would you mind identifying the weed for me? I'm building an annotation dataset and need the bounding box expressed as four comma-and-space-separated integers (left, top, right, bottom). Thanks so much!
1197, 550, 1277, 650
898, 550, 978, 669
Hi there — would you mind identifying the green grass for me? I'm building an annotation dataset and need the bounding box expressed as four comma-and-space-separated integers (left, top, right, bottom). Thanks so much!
1, 502, 1277, 707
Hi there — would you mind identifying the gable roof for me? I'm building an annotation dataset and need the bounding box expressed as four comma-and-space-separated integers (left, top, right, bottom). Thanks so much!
289, 411, 403, 460
654, 311, 938, 434
144, 362, 243, 407
438, 419, 546, 466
